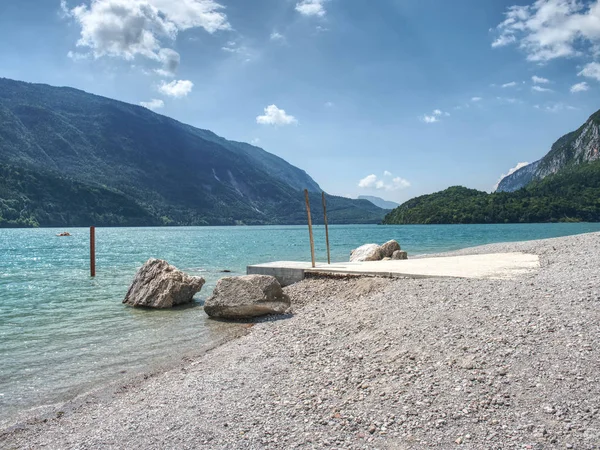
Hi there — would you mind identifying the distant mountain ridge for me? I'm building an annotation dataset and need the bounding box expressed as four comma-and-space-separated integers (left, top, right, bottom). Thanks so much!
358, 195, 400, 210
0, 78, 384, 227
383, 159, 600, 224
497, 109, 600, 192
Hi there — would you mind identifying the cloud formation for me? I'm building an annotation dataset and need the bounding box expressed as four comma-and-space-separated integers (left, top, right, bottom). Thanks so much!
140, 98, 165, 110
158, 79, 194, 97
256, 105, 298, 126
493, 161, 529, 191
570, 81, 589, 93
358, 172, 410, 191
491, 0, 600, 62
532, 85, 552, 92
578, 62, 600, 81
295, 0, 326, 17
502, 81, 517, 88
61, 0, 229, 76
471, 97, 482, 102
420, 109, 449, 123
532, 75, 549, 84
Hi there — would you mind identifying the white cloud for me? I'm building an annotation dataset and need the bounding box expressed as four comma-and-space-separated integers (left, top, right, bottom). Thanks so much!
421, 109, 449, 123
544, 102, 576, 112
532, 75, 550, 84
358, 172, 410, 191
421, 115, 439, 123
496, 96, 522, 104
250, 138, 260, 145
578, 61, 600, 81
270, 31, 284, 41
158, 79, 194, 97
492, 34, 517, 48
493, 162, 529, 191
140, 98, 164, 110
471, 96, 483, 102
532, 85, 553, 92
295, 0, 326, 17
62, 0, 229, 74
502, 81, 517, 87
570, 81, 589, 92
324, 101, 334, 107
358, 174, 377, 188
154, 48, 180, 77
491, 0, 600, 62
256, 105, 298, 126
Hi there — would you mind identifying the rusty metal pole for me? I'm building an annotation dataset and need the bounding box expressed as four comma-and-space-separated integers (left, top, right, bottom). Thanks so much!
304, 190, 316, 268
322, 192, 331, 264
90, 226, 96, 277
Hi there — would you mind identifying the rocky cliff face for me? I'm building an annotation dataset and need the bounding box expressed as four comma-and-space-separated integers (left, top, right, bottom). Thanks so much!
497, 110, 600, 192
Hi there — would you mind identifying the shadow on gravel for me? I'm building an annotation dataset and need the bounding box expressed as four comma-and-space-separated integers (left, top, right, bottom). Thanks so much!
207, 313, 294, 325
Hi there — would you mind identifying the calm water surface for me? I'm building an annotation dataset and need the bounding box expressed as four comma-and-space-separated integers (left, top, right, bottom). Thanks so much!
2, 223, 600, 422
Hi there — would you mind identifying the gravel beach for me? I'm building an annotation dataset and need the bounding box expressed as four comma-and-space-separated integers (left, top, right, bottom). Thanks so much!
2, 232, 600, 449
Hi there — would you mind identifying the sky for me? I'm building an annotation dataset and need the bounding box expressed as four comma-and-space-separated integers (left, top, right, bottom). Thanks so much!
1, 0, 600, 203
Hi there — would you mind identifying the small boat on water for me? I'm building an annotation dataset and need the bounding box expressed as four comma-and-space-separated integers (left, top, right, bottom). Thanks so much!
56, 232, 71, 237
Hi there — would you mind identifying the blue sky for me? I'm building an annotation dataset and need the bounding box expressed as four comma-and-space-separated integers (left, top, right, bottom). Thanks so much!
1, 0, 600, 203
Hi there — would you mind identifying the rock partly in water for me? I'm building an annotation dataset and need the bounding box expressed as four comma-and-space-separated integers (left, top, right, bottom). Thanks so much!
205, 275, 291, 319
392, 250, 408, 260
350, 244, 383, 262
123, 258, 205, 308
380, 240, 401, 258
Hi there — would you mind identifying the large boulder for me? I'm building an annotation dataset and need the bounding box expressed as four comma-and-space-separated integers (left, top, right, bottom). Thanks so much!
392, 250, 408, 260
350, 244, 382, 262
123, 259, 205, 308
204, 275, 290, 319
380, 240, 401, 258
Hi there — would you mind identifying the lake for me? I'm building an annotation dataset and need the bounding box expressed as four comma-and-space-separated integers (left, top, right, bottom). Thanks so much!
2, 223, 600, 423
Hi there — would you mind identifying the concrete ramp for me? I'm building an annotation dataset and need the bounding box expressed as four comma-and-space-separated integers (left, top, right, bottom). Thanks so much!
247, 253, 539, 286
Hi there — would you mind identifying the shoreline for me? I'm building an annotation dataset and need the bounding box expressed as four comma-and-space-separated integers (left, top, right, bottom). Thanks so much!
2, 232, 600, 448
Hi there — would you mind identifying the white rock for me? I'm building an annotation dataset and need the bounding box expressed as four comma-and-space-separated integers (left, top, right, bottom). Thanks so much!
350, 244, 382, 262
123, 259, 205, 308
204, 275, 290, 319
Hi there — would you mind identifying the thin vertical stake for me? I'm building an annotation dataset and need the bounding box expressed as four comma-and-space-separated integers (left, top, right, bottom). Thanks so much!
90, 226, 96, 277
322, 192, 331, 264
304, 189, 316, 268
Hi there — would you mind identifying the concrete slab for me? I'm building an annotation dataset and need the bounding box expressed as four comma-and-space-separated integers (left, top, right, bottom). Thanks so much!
247, 252, 539, 285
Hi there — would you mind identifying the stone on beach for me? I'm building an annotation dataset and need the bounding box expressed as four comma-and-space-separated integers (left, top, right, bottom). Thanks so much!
350, 240, 402, 262
380, 239, 401, 258
123, 259, 205, 308
204, 275, 290, 319
392, 250, 408, 260
349, 243, 382, 262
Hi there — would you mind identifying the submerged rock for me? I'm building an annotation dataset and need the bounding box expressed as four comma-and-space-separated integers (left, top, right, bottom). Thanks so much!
123, 258, 205, 308
204, 275, 290, 319
350, 244, 382, 262
380, 240, 401, 258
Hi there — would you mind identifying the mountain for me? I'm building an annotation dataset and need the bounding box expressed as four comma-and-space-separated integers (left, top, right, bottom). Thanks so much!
383, 160, 600, 224
0, 78, 385, 227
358, 195, 400, 210
497, 109, 600, 192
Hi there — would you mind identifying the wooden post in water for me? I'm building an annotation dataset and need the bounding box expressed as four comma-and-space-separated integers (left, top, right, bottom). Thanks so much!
322, 192, 331, 264
90, 226, 96, 277
304, 189, 316, 268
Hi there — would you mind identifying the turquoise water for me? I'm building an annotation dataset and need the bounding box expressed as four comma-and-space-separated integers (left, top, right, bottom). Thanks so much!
2, 223, 600, 422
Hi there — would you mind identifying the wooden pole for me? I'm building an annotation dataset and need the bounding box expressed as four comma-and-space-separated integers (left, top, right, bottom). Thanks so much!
304, 189, 316, 268
90, 226, 96, 277
322, 192, 331, 264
